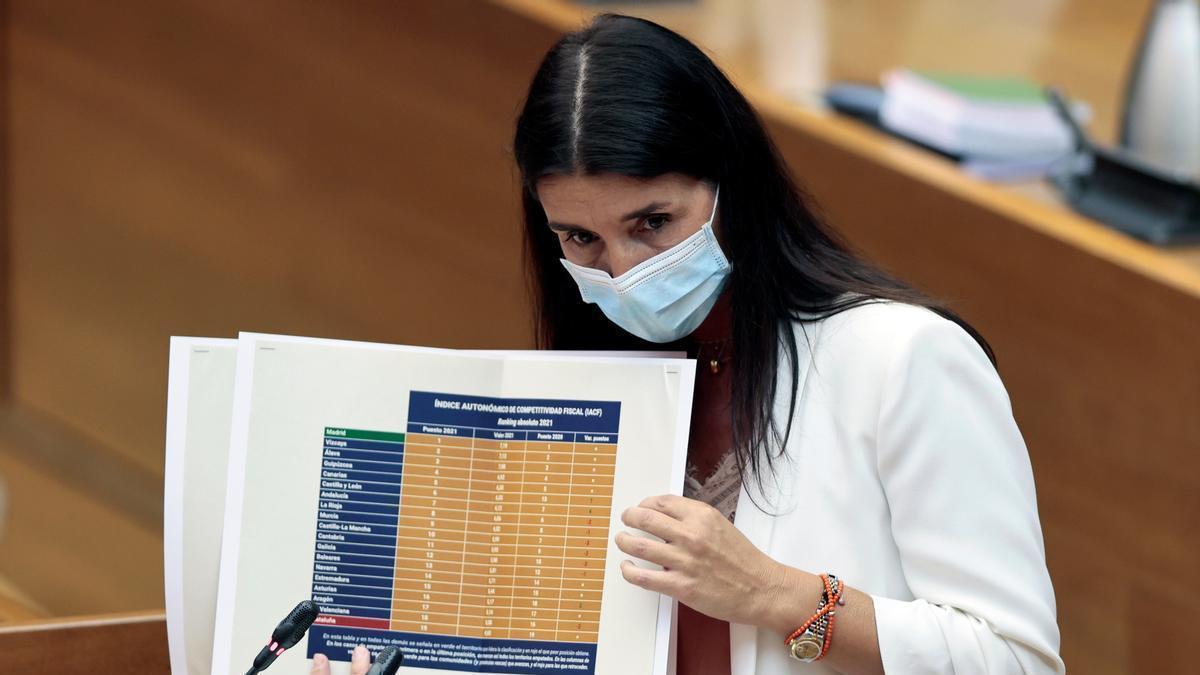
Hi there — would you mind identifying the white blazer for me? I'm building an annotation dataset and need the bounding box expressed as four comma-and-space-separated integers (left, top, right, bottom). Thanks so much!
670, 300, 1065, 674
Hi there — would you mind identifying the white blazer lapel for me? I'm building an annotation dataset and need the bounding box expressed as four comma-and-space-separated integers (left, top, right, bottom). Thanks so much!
729, 480, 779, 675
728, 321, 817, 675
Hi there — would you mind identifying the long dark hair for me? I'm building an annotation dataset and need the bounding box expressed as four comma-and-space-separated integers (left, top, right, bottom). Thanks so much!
512, 14, 995, 495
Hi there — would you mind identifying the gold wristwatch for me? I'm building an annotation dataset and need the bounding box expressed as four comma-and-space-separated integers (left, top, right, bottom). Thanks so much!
788, 632, 824, 662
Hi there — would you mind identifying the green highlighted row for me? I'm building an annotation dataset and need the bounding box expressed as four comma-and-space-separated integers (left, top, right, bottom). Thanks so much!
324, 427, 405, 443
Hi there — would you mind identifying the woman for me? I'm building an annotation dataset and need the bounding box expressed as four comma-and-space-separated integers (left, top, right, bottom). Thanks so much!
317, 12, 1064, 675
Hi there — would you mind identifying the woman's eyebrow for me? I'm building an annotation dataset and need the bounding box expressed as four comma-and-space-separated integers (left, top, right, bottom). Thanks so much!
619, 201, 671, 221
547, 201, 672, 231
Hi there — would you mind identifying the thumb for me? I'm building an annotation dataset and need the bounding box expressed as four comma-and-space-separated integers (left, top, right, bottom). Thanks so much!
310, 653, 330, 675
351, 644, 372, 675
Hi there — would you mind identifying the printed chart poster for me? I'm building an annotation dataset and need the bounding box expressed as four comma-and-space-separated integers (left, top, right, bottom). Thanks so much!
212, 334, 695, 675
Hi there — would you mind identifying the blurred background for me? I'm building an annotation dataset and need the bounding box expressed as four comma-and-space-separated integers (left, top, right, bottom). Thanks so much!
0, 0, 1197, 672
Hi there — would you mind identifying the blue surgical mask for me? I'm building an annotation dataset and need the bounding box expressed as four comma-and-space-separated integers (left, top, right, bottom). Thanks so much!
559, 186, 730, 343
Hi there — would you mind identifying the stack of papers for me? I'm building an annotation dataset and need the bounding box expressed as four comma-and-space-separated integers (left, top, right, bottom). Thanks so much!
164, 334, 695, 675
880, 69, 1076, 179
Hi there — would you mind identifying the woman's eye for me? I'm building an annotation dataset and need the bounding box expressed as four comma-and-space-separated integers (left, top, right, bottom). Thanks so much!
566, 230, 596, 246
643, 214, 671, 231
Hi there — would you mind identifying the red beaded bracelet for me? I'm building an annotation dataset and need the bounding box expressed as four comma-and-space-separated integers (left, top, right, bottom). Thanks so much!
784, 573, 845, 662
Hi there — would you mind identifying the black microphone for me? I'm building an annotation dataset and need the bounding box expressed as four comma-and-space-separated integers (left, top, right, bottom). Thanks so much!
245, 600, 321, 675
365, 645, 404, 675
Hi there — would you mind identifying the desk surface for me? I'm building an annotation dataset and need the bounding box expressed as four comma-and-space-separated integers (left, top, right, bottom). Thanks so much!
496, 0, 1200, 297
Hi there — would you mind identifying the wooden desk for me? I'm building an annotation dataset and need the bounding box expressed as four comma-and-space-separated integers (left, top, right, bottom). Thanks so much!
0, 611, 168, 671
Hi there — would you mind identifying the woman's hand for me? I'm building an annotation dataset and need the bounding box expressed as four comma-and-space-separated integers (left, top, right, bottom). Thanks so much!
311, 645, 371, 675
614, 494, 787, 626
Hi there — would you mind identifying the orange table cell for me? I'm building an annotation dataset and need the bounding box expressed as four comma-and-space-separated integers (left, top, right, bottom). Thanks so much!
557, 608, 600, 623
400, 484, 469, 501
517, 502, 571, 518
464, 562, 516, 580
574, 442, 618, 454
398, 470, 468, 485
403, 449, 473, 466
402, 453, 472, 471
509, 615, 558, 633
556, 540, 604, 557
466, 500, 521, 518
468, 456, 523, 472
465, 533, 519, 549
465, 540, 518, 557
390, 618, 457, 634
568, 501, 613, 515
557, 597, 602, 613
396, 526, 466, 546
510, 595, 561, 611
460, 591, 514, 608
519, 493, 573, 508
581, 454, 617, 467
512, 574, 563, 592
399, 494, 469, 511
394, 580, 462, 598
464, 467, 522, 484
546, 588, 601, 603
513, 553, 568, 568
392, 588, 460, 606
557, 630, 599, 643
394, 544, 466, 562
515, 542, 565, 558
569, 472, 615, 488
405, 432, 474, 448
512, 585, 562, 600
465, 518, 520, 535
393, 555, 464, 575
472, 438, 527, 450
466, 479, 521, 495
561, 563, 606, 579
397, 515, 466, 532
464, 549, 515, 566
572, 489, 614, 504
401, 505, 468, 525
565, 525, 610, 539
513, 564, 570, 582
393, 566, 464, 584
463, 571, 515, 588
459, 601, 512, 621
510, 628, 558, 641
394, 593, 460, 612
392, 608, 459, 624
524, 441, 575, 454
517, 538, 565, 555
515, 522, 568, 538
560, 583, 605, 600
518, 511, 568, 528
474, 492, 523, 506
459, 625, 510, 639
522, 460, 576, 475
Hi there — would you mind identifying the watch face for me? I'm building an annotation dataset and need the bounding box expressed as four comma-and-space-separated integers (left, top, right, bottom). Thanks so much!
790, 636, 822, 661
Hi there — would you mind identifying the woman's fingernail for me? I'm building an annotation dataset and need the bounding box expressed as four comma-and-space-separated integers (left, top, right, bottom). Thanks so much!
313, 653, 328, 666
354, 645, 369, 659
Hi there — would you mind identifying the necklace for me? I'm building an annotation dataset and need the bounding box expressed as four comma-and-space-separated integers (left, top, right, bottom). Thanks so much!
695, 337, 731, 374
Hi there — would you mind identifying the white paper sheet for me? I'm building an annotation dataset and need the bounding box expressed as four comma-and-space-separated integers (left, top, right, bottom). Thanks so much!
203, 334, 695, 675
164, 340, 686, 675
164, 337, 238, 675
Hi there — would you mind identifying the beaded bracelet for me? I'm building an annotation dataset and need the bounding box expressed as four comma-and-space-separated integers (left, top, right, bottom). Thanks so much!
784, 573, 845, 662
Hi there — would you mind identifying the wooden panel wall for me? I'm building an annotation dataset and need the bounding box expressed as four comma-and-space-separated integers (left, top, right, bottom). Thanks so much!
7, 0, 537, 480
1, 0, 11, 401
2, 0, 549, 614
